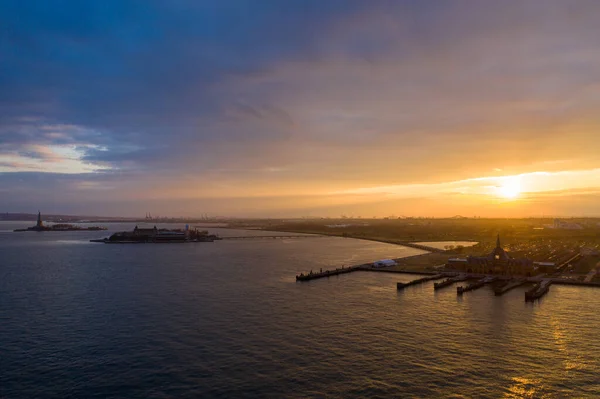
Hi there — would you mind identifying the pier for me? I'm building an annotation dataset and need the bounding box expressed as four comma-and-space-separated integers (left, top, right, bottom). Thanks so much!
397, 274, 445, 290
295, 265, 364, 281
525, 280, 551, 301
296, 262, 448, 282
457, 276, 496, 295
493, 279, 527, 296
434, 274, 468, 290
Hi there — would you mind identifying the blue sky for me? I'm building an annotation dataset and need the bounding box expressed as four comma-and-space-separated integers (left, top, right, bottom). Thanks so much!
1, 0, 600, 217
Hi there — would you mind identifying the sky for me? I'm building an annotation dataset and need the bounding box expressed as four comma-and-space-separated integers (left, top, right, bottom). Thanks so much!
1, 0, 599, 218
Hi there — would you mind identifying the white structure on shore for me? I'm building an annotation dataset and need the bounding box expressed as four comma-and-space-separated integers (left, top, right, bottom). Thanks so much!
373, 259, 397, 268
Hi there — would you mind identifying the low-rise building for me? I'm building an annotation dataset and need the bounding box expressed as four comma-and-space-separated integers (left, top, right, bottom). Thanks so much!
447, 235, 534, 276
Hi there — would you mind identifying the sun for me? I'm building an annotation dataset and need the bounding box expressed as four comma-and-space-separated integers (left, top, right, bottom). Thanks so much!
497, 177, 521, 199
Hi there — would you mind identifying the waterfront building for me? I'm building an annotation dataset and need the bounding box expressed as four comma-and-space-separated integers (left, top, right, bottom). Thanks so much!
133, 225, 159, 236
447, 235, 534, 276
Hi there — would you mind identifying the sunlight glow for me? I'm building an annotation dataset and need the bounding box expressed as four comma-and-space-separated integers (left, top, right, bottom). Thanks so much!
497, 177, 521, 199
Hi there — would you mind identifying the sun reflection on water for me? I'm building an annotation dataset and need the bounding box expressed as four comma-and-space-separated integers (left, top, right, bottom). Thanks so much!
504, 376, 549, 399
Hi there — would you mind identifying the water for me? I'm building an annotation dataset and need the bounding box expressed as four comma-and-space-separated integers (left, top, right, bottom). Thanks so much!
2, 222, 600, 398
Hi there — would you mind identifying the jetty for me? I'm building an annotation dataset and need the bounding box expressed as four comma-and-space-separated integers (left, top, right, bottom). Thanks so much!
296, 262, 444, 282
434, 274, 468, 290
397, 274, 444, 290
457, 276, 496, 295
295, 265, 364, 281
525, 280, 551, 301
494, 279, 527, 296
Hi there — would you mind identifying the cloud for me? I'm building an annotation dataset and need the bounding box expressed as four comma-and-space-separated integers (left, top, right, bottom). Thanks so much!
1, 0, 600, 215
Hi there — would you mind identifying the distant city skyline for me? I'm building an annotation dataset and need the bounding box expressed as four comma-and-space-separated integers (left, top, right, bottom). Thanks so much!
1, 1, 600, 217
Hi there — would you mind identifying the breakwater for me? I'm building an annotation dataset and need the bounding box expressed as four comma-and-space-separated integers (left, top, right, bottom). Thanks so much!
296, 263, 441, 282
434, 274, 468, 290
295, 265, 364, 281
525, 280, 551, 301
397, 274, 445, 290
457, 276, 496, 295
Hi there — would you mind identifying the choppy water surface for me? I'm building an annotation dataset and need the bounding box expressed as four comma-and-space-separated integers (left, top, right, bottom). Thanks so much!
1, 222, 599, 398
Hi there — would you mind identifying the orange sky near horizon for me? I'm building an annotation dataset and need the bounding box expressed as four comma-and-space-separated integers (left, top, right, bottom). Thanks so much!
1, 1, 599, 217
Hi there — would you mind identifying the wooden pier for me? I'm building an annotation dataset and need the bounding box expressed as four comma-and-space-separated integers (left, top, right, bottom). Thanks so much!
397, 274, 445, 290
457, 276, 496, 295
525, 280, 551, 301
295, 265, 364, 281
296, 263, 444, 282
434, 274, 468, 290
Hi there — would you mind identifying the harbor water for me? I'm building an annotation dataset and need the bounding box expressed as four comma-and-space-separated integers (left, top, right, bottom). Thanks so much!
1, 222, 599, 398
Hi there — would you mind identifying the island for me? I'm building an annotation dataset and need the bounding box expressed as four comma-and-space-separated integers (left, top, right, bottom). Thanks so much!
13, 212, 107, 232
90, 225, 221, 243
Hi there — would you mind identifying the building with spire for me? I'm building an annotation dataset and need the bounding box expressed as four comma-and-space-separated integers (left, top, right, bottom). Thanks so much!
447, 234, 534, 276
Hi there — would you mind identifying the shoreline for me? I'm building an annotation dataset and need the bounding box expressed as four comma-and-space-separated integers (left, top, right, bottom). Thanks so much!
233, 227, 453, 272
239, 227, 452, 254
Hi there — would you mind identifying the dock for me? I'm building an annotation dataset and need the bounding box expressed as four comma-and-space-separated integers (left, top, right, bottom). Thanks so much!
457, 276, 496, 295
433, 274, 468, 290
296, 261, 447, 282
493, 279, 527, 296
525, 280, 551, 301
397, 274, 444, 290
295, 265, 364, 281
